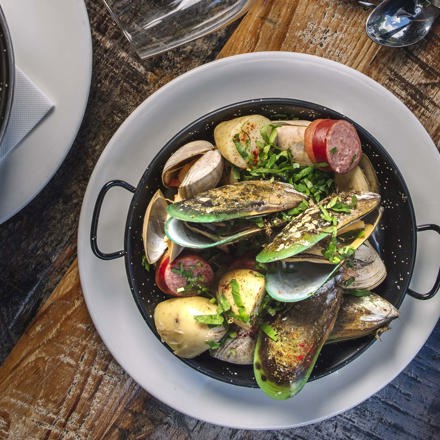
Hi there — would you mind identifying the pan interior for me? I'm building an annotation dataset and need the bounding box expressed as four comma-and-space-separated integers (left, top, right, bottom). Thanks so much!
125, 99, 416, 388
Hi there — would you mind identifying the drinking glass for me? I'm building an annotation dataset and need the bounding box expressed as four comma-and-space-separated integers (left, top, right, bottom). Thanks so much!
103, 0, 254, 59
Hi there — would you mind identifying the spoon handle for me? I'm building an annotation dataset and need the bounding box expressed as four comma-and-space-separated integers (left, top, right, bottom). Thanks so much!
357, 1, 379, 6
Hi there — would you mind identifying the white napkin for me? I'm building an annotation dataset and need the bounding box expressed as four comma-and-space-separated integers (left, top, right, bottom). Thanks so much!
0, 66, 54, 160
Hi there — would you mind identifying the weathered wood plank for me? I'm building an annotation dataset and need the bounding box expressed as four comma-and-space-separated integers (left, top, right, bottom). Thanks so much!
219, 0, 440, 143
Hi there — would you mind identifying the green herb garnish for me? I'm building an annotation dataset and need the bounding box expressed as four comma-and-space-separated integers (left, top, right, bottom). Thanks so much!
194, 314, 224, 325
260, 322, 279, 341
347, 289, 371, 297
141, 255, 150, 272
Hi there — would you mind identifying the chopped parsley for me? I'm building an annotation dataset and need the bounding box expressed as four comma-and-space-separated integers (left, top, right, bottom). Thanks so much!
233, 124, 335, 203
194, 314, 224, 325
230, 279, 249, 323
141, 255, 150, 272
260, 322, 278, 341
347, 289, 371, 297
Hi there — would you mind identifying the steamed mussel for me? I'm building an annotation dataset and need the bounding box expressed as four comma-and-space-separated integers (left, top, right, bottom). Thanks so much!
141, 111, 396, 400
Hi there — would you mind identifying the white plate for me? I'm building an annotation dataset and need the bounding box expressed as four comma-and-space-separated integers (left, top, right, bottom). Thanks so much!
78, 52, 440, 429
0, 0, 92, 223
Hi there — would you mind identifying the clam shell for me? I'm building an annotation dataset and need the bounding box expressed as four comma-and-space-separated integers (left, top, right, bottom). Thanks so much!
211, 328, 257, 365
341, 241, 387, 290
161, 140, 214, 187
335, 153, 379, 193
142, 189, 168, 264
178, 149, 224, 199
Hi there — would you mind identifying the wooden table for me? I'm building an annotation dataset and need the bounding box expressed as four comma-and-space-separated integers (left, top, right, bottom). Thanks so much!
1, 0, 439, 438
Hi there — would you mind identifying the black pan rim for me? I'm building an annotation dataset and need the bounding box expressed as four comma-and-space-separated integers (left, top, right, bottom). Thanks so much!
124, 97, 417, 388
0, 4, 15, 147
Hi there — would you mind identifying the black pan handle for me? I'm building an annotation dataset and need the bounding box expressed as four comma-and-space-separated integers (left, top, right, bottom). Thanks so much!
90, 179, 136, 260
407, 224, 440, 300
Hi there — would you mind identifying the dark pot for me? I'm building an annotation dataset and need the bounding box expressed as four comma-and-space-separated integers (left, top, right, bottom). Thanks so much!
90, 98, 440, 388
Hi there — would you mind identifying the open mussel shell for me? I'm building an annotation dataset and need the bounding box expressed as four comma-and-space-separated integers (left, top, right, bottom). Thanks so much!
167, 180, 306, 223
178, 149, 224, 199
142, 189, 169, 264
265, 262, 340, 303
265, 207, 383, 302
211, 289, 399, 366
254, 279, 342, 400
257, 191, 381, 263
161, 140, 214, 187
286, 206, 383, 264
165, 217, 262, 249
328, 292, 399, 343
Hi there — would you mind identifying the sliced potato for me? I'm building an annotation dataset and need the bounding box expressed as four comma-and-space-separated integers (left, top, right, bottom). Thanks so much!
214, 115, 271, 168
154, 296, 226, 358
217, 268, 266, 330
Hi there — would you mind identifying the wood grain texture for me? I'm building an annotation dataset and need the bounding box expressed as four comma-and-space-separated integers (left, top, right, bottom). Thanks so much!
219, 0, 440, 142
0, 0, 439, 438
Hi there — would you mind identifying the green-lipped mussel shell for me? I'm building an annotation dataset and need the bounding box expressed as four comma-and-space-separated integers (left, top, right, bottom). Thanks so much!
256, 191, 380, 263
283, 207, 383, 264
254, 279, 342, 400
264, 208, 383, 303
264, 262, 340, 303
209, 290, 397, 366
165, 217, 263, 249
166, 180, 306, 223
328, 292, 399, 342
165, 215, 287, 249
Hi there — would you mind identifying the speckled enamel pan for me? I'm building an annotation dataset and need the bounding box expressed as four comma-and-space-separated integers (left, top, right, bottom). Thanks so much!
90, 98, 440, 388
0, 5, 14, 147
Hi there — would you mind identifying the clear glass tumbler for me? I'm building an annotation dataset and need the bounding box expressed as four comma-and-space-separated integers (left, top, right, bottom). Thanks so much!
103, 0, 254, 59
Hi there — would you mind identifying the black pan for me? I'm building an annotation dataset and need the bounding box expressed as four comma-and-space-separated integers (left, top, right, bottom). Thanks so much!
0, 5, 14, 146
91, 98, 440, 388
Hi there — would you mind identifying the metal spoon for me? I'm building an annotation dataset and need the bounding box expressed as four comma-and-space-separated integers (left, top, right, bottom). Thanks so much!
366, 0, 440, 47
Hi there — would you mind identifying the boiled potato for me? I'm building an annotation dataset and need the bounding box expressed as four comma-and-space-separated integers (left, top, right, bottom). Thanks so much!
214, 115, 271, 168
154, 296, 226, 358
217, 269, 266, 330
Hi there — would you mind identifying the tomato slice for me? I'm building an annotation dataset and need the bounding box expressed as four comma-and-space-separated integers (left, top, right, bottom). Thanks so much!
312, 119, 338, 164
303, 119, 323, 163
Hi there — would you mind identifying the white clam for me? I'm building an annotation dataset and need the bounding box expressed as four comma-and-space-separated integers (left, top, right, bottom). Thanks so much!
142, 189, 169, 264
161, 140, 214, 187
178, 149, 224, 199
